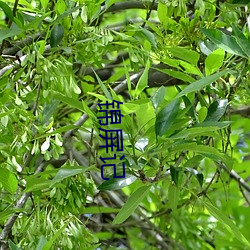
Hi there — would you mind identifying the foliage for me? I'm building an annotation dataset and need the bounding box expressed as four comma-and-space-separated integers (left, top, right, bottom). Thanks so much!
1, 0, 250, 249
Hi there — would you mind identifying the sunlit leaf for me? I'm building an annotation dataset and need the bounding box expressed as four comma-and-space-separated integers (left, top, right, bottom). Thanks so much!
177, 70, 231, 97
168, 182, 180, 210
168, 47, 200, 65
205, 49, 225, 75
0, 168, 18, 194
112, 185, 151, 224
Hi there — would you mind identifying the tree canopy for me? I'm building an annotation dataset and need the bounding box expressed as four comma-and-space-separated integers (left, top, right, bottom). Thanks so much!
1, 0, 250, 249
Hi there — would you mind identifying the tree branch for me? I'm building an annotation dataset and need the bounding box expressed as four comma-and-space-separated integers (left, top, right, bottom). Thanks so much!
2, 32, 46, 56
0, 45, 50, 78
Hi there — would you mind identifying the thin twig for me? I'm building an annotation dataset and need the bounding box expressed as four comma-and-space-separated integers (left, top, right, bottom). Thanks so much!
239, 184, 250, 206
141, 0, 156, 28
219, 163, 250, 193
32, 80, 42, 115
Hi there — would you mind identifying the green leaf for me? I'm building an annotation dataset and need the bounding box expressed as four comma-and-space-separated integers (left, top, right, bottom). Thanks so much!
24, 177, 51, 192
156, 67, 195, 83
177, 70, 231, 98
41, 100, 60, 125
157, 1, 168, 24
170, 166, 181, 186
200, 28, 247, 58
151, 86, 166, 111
168, 182, 180, 211
134, 59, 150, 98
51, 166, 86, 186
9, 241, 21, 250
138, 27, 157, 48
194, 121, 231, 129
155, 99, 179, 137
203, 201, 250, 248
98, 174, 137, 191
170, 126, 220, 139
50, 24, 64, 47
0, 209, 23, 223
40, 0, 49, 9
170, 143, 229, 165
183, 155, 204, 168
0, 2, 14, 21
234, 36, 250, 58
205, 49, 225, 75
198, 106, 208, 122
185, 167, 204, 187
80, 206, 120, 214
42, 223, 69, 250
179, 92, 196, 119
112, 185, 151, 224
231, 24, 247, 40
0, 168, 18, 194
36, 236, 48, 250
53, 92, 84, 112
168, 47, 200, 65
94, 71, 112, 100
179, 61, 203, 76
0, 26, 23, 42
205, 99, 228, 122
123, 60, 132, 94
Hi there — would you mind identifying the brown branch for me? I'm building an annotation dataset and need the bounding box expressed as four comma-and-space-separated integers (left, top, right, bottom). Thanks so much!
230, 106, 250, 118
